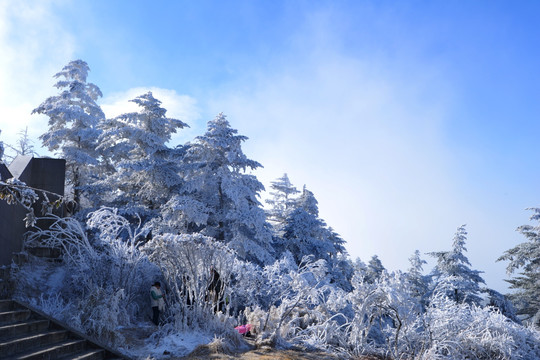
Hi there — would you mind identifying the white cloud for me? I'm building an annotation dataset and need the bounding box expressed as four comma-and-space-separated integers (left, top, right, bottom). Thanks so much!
0, 0, 75, 155
204, 8, 518, 290
208, 53, 459, 272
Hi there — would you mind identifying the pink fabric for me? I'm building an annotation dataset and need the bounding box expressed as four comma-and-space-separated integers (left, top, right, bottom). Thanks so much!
235, 325, 247, 334
235, 324, 252, 335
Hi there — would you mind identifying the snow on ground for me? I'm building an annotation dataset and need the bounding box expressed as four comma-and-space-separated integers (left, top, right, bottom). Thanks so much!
117, 323, 213, 359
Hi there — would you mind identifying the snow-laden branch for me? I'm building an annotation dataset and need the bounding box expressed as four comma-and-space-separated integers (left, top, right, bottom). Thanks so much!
0, 178, 63, 227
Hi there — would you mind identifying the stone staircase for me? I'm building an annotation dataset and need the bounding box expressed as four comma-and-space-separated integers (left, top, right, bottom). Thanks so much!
0, 266, 11, 300
0, 299, 126, 359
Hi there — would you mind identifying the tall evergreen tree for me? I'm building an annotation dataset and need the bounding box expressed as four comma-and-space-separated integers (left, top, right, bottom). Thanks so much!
406, 250, 430, 306
178, 113, 274, 265
282, 186, 347, 266
498, 207, 540, 325
428, 225, 485, 305
296, 185, 319, 216
265, 173, 299, 232
97, 92, 188, 217
364, 255, 386, 284
33, 60, 104, 208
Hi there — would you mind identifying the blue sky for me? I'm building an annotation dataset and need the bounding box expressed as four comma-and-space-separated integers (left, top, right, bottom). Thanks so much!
1, 0, 540, 292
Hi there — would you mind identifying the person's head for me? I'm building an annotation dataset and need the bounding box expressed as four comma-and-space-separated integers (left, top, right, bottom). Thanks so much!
154, 281, 161, 288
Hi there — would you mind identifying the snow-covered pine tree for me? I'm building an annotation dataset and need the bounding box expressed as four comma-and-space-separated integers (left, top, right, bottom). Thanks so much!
282, 207, 329, 264
97, 92, 188, 218
296, 185, 319, 216
428, 225, 485, 305
179, 113, 274, 265
282, 186, 347, 268
265, 173, 300, 231
365, 255, 386, 284
33, 60, 104, 209
406, 250, 430, 306
498, 207, 540, 325
485, 288, 520, 323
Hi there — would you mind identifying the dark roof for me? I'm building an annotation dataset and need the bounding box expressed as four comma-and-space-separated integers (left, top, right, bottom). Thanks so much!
8, 155, 32, 179
0, 163, 11, 181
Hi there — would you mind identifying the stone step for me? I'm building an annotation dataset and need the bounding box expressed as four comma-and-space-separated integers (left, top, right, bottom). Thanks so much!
0, 299, 14, 312
0, 319, 49, 339
59, 348, 106, 360
0, 300, 22, 312
9, 338, 87, 360
0, 280, 12, 299
0, 309, 30, 325
0, 329, 68, 356
0, 300, 126, 359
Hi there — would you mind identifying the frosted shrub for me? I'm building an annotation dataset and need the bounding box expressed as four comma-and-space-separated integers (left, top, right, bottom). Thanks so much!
143, 233, 239, 335
244, 306, 267, 336
25, 214, 96, 265
70, 286, 128, 345
245, 255, 336, 348
31, 293, 73, 320
346, 273, 402, 357
227, 259, 264, 313
241, 255, 355, 353
22, 208, 156, 345
420, 292, 540, 359
86, 208, 157, 313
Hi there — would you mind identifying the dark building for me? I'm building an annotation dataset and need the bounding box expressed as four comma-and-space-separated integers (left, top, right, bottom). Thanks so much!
0, 156, 65, 266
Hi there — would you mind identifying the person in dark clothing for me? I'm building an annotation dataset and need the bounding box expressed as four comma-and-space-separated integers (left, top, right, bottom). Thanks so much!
207, 268, 224, 313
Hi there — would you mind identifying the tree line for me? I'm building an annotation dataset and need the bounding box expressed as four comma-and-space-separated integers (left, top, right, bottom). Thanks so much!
2, 59, 540, 358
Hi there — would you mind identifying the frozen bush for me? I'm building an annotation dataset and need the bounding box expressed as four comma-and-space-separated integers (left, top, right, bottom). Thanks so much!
419, 292, 540, 359
21, 208, 156, 345
70, 286, 128, 345
143, 232, 241, 339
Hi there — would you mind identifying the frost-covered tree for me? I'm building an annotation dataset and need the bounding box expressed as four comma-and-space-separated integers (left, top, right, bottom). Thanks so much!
498, 207, 540, 325
16, 127, 35, 156
97, 92, 187, 218
277, 185, 351, 289
351, 256, 387, 285
282, 208, 330, 264
3, 127, 39, 161
33, 60, 104, 208
406, 250, 430, 304
428, 225, 485, 305
485, 288, 520, 323
265, 173, 299, 231
365, 255, 386, 283
178, 113, 273, 265
296, 185, 319, 216
281, 186, 347, 271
